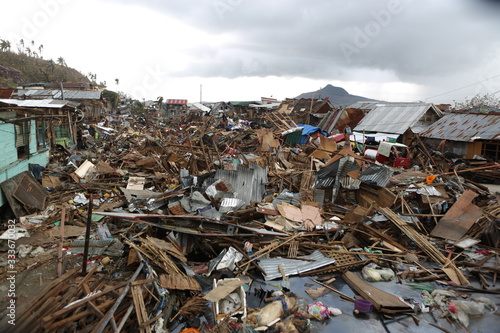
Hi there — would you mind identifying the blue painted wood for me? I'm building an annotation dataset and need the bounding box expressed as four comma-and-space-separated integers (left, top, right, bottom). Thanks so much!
0, 122, 18, 168
0, 120, 50, 207
29, 120, 37, 153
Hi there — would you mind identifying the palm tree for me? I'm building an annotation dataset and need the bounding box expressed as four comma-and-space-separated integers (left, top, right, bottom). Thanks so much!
156, 96, 164, 110
18, 39, 24, 53
0, 40, 7, 52
57, 56, 67, 66
38, 44, 43, 58
26, 47, 31, 57
115, 78, 119, 85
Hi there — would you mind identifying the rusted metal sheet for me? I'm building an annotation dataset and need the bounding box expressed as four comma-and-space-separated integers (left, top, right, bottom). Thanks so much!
430, 190, 483, 241
421, 113, 500, 141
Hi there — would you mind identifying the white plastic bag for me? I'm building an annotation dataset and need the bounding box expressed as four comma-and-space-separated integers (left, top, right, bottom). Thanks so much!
362, 263, 395, 282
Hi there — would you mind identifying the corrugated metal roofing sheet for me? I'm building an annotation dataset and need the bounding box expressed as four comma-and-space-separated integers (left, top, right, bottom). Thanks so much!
315, 156, 359, 188
215, 163, 267, 205
219, 198, 245, 214
359, 164, 394, 187
347, 101, 380, 110
258, 250, 336, 280
420, 113, 500, 141
0, 98, 76, 108
17, 89, 101, 100
167, 99, 188, 104
354, 103, 440, 134
188, 103, 210, 112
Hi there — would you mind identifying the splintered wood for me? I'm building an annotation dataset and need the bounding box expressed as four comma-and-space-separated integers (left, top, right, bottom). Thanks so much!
172, 294, 207, 321
379, 207, 469, 285
123, 236, 184, 276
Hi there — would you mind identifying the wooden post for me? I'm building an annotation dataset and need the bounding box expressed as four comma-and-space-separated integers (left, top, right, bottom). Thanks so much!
58, 206, 66, 277
82, 193, 93, 275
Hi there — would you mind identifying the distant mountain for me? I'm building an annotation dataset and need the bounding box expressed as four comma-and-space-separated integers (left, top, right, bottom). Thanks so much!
295, 84, 379, 106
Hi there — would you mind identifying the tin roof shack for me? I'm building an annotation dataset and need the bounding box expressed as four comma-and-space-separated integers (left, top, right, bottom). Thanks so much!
247, 97, 280, 120
165, 99, 188, 116
18, 82, 91, 90
0, 98, 80, 151
0, 88, 14, 99
354, 102, 442, 145
277, 98, 336, 126
0, 99, 79, 208
187, 103, 211, 121
420, 112, 500, 161
204, 101, 234, 117
0, 64, 22, 83
248, 102, 280, 125
346, 101, 380, 114
16, 89, 103, 123
228, 101, 260, 119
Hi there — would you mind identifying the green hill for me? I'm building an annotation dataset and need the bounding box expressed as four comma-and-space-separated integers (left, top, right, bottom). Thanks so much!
0, 50, 90, 87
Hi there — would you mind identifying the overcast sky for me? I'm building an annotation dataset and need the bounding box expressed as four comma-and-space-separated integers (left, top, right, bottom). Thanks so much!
2, 0, 500, 104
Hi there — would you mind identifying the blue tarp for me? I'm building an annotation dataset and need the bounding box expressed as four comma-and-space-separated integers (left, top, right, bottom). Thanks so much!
297, 124, 328, 145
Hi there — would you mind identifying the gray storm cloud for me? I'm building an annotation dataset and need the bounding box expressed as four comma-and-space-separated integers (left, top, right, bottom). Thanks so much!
107, 0, 500, 87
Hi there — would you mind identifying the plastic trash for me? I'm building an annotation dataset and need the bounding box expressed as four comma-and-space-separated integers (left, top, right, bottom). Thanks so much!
354, 299, 372, 313
307, 302, 332, 321
361, 263, 395, 282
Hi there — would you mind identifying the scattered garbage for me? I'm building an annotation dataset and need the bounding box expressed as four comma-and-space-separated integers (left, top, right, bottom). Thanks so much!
0, 104, 498, 332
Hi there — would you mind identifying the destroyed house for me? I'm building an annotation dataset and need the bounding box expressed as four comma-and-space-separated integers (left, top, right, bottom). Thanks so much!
317, 106, 366, 134
354, 102, 442, 145
345, 101, 380, 114
165, 99, 188, 116
0, 98, 80, 148
277, 98, 336, 125
228, 101, 260, 118
0, 64, 22, 82
420, 111, 500, 161
0, 99, 79, 207
16, 89, 103, 122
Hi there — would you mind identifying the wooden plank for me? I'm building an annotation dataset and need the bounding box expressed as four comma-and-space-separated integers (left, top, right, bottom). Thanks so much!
431, 190, 483, 241
0, 172, 28, 217
13, 172, 48, 210
58, 206, 66, 277
159, 274, 200, 291
131, 284, 151, 333
88, 301, 105, 318
42, 282, 128, 324
45, 299, 115, 331
343, 271, 413, 314
16, 267, 78, 323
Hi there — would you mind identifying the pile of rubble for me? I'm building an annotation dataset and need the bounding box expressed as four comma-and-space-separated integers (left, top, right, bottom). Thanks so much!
0, 113, 498, 333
